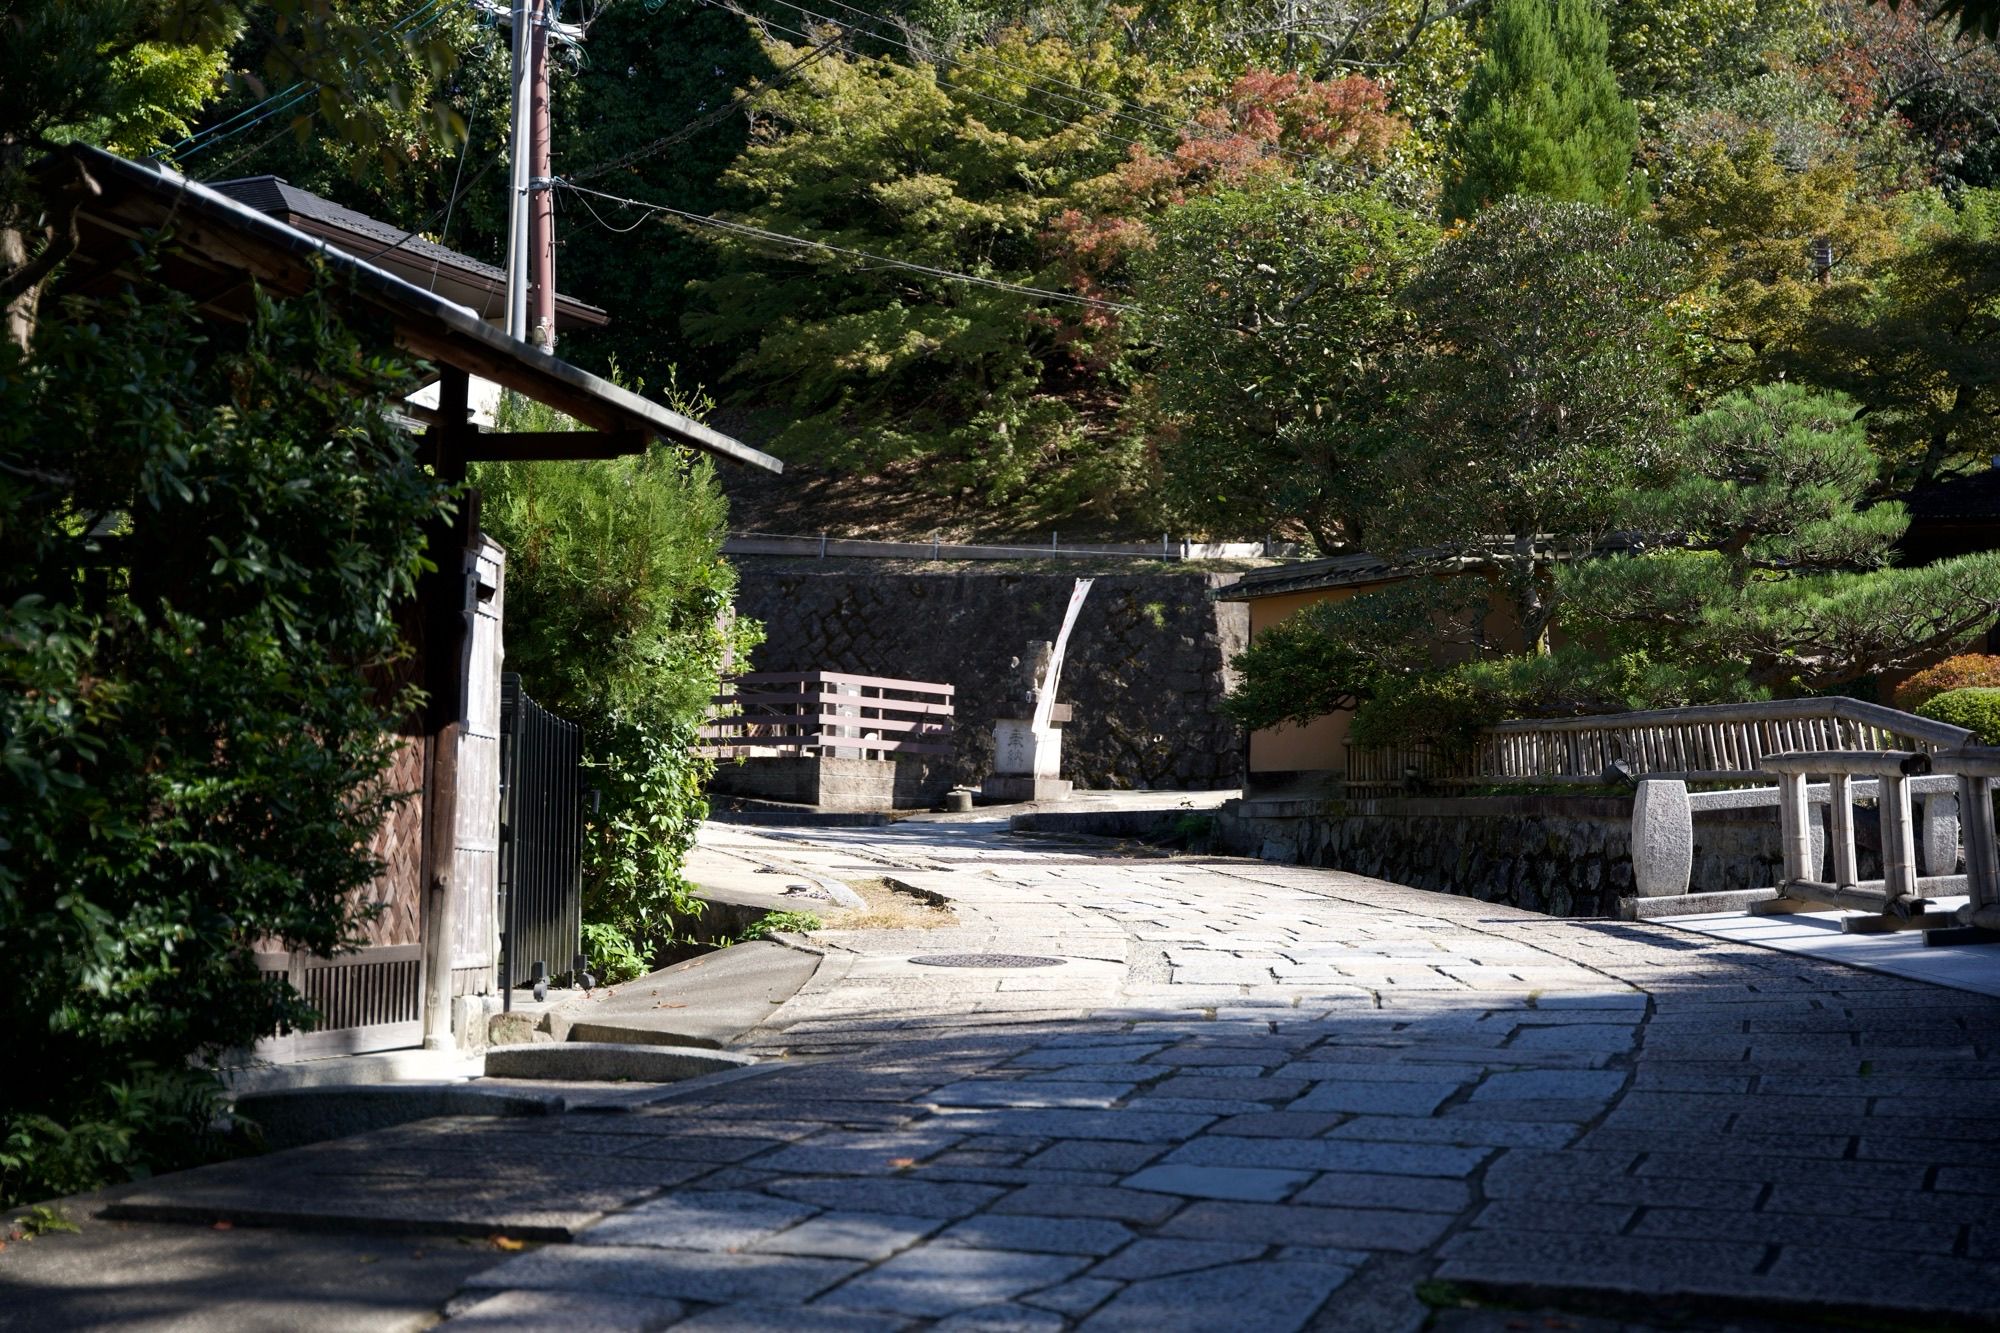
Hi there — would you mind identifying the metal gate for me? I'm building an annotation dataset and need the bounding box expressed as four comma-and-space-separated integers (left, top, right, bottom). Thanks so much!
498, 674, 584, 991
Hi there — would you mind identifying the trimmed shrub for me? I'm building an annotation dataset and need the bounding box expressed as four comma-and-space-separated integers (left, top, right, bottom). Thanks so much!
474, 385, 759, 974
1894, 654, 2000, 713
1917, 688, 2000, 745
1, 273, 448, 1207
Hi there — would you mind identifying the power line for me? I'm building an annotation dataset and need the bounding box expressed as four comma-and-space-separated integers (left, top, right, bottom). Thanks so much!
692, 0, 1162, 158
567, 30, 844, 183
559, 179, 1135, 312
760, 0, 1192, 146
164, 0, 454, 163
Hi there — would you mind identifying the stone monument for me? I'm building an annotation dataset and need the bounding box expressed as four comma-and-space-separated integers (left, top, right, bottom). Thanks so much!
984, 580, 1091, 802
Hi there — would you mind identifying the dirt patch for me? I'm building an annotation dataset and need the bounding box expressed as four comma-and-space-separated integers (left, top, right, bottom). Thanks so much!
817, 877, 956, 932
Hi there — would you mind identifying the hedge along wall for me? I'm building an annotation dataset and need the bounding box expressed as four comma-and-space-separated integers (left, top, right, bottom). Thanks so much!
727, 563, 1251, 791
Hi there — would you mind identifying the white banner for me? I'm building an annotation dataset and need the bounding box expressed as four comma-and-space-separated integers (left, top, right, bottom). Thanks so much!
1033, 578, 1093, 732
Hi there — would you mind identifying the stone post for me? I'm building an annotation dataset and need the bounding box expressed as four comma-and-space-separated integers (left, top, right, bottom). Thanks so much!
1631, 778, 1693, 897
1920, 791, 1960, 877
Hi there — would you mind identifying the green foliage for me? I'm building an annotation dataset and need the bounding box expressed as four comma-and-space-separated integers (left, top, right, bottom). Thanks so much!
1656, 133, 1904, 389
7, 1204, 80, 1240
1794, 191, 2000, 487
1607, 0, 1820, 105
473, 388, 758, 969
1894, 653, 2000, 710
1442, 0, 1645, 220
1224, 579, 1497, 730
683, 27, 1178, 519
1918, 687, 2000, 742
1140, 181, 1436, 548
739, 910, 823, 941
580, 921, 650, 985
1561, 384, 2000, 693
1382, 195, 1684, 644
0, 267, 449, 1208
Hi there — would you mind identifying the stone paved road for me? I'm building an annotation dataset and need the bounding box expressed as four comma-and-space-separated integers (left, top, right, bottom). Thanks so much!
438, 817, 2000, 1332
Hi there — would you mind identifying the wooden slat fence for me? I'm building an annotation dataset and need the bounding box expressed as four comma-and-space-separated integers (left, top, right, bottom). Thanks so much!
698, 670, 955, 760
1346, 698, 1971, 796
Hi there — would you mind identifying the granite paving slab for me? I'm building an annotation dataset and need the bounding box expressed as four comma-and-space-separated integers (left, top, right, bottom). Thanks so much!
40, 813, 2000, 1333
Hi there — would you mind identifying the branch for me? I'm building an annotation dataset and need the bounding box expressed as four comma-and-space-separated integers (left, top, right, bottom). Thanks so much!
0, 157, 99, 313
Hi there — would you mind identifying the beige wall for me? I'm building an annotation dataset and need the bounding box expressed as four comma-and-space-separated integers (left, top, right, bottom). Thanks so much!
1242, 575, 1526, 777
1244, 585, 1382, 776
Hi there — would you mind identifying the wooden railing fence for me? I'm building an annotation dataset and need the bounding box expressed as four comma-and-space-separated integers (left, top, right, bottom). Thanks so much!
698, 670, 955, 760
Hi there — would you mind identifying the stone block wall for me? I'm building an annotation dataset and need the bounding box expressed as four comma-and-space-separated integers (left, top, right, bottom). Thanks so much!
1211, 795, 1807, 918
728, 564, 1250, 791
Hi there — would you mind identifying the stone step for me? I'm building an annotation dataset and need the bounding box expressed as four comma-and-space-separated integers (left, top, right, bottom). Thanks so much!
231, 1083, 562, 1151
482, 1042, 755, 1083
1626, 887, 1781, 919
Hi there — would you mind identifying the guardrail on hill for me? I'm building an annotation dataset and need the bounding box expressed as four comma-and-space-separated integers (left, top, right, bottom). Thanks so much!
723, 532, 1301, 563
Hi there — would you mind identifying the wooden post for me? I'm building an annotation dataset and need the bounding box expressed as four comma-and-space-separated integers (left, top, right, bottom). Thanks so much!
420, 717, 462, 1049
419, 368, 472, 1050
1829, 772, 1858, 888
1879, 771, 1919, 903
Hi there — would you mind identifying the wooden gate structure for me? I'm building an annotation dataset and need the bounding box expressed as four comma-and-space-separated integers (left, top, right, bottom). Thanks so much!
58, 143, 782, 1061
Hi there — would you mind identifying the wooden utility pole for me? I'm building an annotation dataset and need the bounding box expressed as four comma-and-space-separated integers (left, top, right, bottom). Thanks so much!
528, 0, 557, 352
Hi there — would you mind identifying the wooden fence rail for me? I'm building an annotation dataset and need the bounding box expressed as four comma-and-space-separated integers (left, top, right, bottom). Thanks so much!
698, 670, 955, 760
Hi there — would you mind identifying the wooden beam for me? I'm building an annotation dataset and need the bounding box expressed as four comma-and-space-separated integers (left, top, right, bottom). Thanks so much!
455, 429, 647, 462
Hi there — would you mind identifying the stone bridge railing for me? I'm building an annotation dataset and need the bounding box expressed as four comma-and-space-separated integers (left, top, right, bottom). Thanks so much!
1732, 747, 2000, 937
1349, 698, 1969, 797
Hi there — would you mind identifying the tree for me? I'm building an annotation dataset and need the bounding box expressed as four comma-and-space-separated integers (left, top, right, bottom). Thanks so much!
1378, 196, 1685, 647
1877, 0, 2000, 43
1605, 0, 1820, 105
1441, 0, 1643, 220
1655, 133, 1904, 389
473, 386, 758, 976
1138, 180, 1435, 548
2, 1, 459, 348
683, 27, 1182, 519
1794, 189, 2000, 487
0, 269, 450, 1205
1558, 384, 2000, 692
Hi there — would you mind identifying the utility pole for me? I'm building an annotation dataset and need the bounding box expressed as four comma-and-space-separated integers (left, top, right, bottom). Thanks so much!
503, 0, 534, 342
502, 0, 572, 347
528, 0, 557, 351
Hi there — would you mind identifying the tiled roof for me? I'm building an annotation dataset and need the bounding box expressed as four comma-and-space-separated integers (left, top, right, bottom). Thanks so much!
1211, 553, 1406, 600
208, 175, 606, 326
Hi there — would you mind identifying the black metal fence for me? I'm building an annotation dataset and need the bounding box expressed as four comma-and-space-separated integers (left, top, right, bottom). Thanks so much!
498, 673, 583, 993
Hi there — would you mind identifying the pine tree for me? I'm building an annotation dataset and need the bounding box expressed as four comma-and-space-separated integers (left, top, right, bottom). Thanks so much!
1442, 0, 1643, 222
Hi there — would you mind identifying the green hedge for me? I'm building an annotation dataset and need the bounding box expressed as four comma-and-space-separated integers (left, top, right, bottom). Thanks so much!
1917, 687, 2000, 744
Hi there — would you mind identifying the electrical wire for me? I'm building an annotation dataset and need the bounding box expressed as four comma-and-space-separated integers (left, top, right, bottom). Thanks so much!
560, 179, 1135, 312
566, 31, 844, 183
692, 0, 1162, 158
732, 0, 1321, 171
165, 0, 455, 164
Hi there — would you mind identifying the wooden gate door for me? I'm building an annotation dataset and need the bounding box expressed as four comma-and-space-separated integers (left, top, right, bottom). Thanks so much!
253, 736, 429, 1060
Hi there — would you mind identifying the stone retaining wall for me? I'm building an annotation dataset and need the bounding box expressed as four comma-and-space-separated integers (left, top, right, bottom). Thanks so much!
729, 564, 1250, 791
1210, 795, 1810, 917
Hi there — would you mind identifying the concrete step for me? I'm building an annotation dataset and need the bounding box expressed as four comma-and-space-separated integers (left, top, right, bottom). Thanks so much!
1627, 887, 1781, 919
547, 939, 825, 1049
220, 1047, 483, 1096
